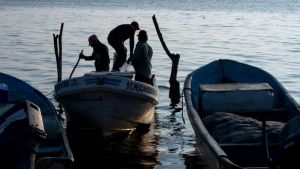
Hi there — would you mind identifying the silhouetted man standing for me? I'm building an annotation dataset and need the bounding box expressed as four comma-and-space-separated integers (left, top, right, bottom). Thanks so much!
80, 34, 110, 71
107, 21, 140, 71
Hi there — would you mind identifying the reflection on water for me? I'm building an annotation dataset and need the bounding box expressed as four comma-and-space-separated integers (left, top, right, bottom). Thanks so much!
65, 105, 208, 169
66, 114, 159, 169
182, 152, 208, 169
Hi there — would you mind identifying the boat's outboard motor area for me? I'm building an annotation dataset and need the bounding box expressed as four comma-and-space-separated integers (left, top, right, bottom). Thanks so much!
279, 116, 300, 168
0, 100, 46, 169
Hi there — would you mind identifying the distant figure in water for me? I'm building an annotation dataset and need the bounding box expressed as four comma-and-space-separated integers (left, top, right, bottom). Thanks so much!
129, 30, 153, 84
79, 34, 110, 72
107, 21, 140, 71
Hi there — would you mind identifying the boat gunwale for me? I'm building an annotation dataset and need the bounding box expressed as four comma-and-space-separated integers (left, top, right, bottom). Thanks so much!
55, 85, 159, 105
184, 73, 241, 168
54, 74, 159, 105
56, 72, 158, 92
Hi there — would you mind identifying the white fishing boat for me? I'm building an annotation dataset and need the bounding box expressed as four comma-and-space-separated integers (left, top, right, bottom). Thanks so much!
54, 71, 159, 139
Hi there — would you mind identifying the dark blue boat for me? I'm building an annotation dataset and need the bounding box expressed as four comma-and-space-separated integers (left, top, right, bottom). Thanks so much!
0, 72, 73, 169
183, 59, 300, 169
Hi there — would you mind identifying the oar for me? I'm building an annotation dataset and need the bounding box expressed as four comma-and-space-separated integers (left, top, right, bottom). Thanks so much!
152, 15, 181, 106
69, 50, 83, 79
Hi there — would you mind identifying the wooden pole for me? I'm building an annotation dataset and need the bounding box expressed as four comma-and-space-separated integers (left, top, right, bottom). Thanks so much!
58, 23, 64, 82
53, 23, 64, 82
53, 23, 64, 115
53, 34, 59, 82
69, 50, 83, 79
152, 15, 181, 106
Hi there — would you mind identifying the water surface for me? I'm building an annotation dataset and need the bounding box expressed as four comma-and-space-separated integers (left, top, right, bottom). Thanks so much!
1, 1, 300, 168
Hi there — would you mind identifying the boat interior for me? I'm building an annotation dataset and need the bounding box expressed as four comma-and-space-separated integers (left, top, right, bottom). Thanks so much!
190, 60, 300, 167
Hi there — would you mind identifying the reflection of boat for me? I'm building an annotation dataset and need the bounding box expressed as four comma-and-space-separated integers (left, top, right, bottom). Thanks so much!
0, 72, 73, 169
67, 115, 159, 168
54, 71, 159, 139
183, 59, 300, 169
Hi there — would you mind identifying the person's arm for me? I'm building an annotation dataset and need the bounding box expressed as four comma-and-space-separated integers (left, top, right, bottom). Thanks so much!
132, 43, 145, 65
131, 44, 138, 64
129, 34, 134, 58
79, 52, 95, 60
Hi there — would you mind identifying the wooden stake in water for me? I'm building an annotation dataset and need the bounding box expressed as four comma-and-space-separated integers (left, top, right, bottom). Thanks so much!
152, 15, 181, 106
53, 23, 64, 115
53, 22, 64, 82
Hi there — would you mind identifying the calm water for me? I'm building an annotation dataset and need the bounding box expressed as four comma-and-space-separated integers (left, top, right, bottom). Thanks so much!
1, 0, 300, 168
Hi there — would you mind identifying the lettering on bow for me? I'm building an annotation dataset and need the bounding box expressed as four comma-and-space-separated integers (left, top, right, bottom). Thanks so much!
126, 82, 154, 94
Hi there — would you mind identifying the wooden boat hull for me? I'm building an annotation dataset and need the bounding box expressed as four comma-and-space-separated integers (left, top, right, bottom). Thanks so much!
183, 59, 300, 168
55, 72, 159, 139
